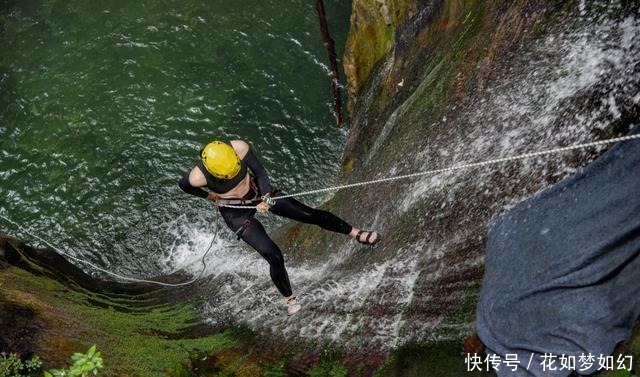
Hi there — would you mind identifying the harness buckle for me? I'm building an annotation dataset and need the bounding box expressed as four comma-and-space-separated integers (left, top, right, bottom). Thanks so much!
235, 219, 252, 240
261, 194, 276, 206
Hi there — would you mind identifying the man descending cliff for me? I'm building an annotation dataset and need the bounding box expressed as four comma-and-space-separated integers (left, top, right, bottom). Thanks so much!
178, 140, 382, 315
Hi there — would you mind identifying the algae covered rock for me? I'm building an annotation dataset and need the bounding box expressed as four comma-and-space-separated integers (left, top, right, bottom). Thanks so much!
343, 0, 419, 114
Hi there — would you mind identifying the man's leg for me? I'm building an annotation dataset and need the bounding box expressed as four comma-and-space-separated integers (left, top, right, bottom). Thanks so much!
269, 196, 381, 245
269, 196, 352, 234
238, 217, 293, 297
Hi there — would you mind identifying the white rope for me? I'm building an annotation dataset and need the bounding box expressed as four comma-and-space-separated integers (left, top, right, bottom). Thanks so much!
0, 213, 217, 287
1, 133, 638, 284
220, 133, 640, 209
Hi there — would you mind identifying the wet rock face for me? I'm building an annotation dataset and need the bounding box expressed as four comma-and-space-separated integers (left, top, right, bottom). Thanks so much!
0, 238, 21, 266
0, 300, 43, 358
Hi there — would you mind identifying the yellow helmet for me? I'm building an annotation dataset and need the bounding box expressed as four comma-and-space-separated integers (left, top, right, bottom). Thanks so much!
200, 141, 241, 179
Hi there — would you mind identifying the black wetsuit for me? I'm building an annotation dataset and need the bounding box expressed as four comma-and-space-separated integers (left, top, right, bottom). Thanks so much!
178, 146, 352, 297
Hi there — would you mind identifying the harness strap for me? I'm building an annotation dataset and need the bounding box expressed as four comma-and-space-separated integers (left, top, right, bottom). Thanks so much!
216, 197, 261, 206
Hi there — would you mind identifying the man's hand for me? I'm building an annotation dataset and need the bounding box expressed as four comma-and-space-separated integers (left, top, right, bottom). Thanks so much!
207, 192, 219, 201
256, 202, 270, 213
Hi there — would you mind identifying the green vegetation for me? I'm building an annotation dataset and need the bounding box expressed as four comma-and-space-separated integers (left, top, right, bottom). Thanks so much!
309, 360, 348, 377
600, 369, 638, 377
44, 345, 103, 377
612, 371, 637, 377
167, 349, 261, 377
1, 248, 236, 376
0, 353, 42, 377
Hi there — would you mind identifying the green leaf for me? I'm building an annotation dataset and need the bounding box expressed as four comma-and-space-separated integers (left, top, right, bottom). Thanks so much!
70, 365, 83, 375
86, 345, 96, 359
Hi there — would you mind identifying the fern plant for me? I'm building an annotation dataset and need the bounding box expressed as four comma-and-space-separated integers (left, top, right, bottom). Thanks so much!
44, 345, 103, 377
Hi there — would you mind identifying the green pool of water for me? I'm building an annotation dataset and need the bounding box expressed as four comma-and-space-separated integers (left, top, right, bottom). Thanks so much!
0, 0, 351, 274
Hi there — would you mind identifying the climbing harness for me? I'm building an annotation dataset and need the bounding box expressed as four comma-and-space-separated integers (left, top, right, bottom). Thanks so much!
215, 197, 261, 207
1, 133, 638, 286
213, 189, 276, 208
0, 213, 219, 287
218, 133, 640, 209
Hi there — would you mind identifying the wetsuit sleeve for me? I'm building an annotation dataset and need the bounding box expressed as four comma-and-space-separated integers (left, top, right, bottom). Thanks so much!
243, 148, 273, 195
178, 174, 208, 198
